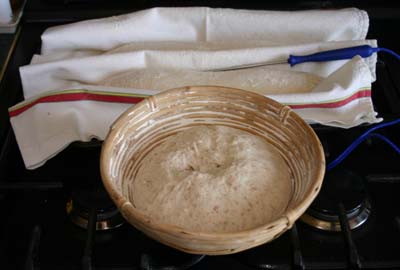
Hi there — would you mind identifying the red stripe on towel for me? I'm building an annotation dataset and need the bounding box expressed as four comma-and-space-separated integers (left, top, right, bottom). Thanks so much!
288, 90, 371, 109
9, 92, 145, 117
9, 89, 371, 118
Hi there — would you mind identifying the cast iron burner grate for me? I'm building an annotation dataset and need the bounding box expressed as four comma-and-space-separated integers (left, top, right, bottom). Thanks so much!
300, 168, 371, 232
66, 186, 125, 230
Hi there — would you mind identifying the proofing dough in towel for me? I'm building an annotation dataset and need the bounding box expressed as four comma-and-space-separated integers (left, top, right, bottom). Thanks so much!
129, 125, 293, 233
99, 67, 321, 95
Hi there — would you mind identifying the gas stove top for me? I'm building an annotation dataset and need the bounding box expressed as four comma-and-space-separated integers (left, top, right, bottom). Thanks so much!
1, 1, 400, 269
0, 144, 399, 269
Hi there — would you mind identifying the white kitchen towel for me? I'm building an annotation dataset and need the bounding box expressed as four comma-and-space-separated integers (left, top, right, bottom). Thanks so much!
20, 39, 378, 99
9, 7, 381, 169
39, 7, 369, 54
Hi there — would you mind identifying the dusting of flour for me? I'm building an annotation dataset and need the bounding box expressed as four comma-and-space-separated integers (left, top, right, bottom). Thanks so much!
130, 125, 292, 233
100, 67, 320, 95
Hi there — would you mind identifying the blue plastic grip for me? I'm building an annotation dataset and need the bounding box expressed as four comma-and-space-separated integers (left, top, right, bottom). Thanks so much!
288, 45, 379, 66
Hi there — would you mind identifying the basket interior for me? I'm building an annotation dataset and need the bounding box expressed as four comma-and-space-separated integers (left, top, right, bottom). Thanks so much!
105, 87, 323, 231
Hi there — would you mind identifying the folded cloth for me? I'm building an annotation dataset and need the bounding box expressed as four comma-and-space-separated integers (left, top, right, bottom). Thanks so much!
40, 7, 369, 54
21, 39, 378, 99
9, 7, 381, 169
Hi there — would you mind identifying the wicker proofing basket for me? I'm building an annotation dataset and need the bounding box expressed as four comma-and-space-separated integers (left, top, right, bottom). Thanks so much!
100, 86, 325, 255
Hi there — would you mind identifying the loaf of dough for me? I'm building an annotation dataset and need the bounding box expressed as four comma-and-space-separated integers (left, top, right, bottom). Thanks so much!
129, 125, 292, 233
100, 67, 320, 95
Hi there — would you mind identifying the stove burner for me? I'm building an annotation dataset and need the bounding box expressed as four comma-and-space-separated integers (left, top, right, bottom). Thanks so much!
300, 168, 371, 232
66, 187, 125, 230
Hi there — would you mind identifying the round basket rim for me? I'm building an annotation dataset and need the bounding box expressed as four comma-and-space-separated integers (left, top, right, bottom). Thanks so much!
100, 85, 325, 239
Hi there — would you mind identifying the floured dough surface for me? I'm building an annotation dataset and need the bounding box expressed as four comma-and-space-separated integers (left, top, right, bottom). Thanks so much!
130, 125, 292, 233
100, 67, 320, 95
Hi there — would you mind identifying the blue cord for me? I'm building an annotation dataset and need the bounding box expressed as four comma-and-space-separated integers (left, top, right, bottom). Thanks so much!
326, 47, 400, 170
327, 118, 400, 171
368, 133, 400, 154
377, 47, 400, 61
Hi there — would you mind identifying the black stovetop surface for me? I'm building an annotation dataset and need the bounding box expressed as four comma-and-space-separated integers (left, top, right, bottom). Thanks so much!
0, 135, 400, 270
1, 1, 400, 269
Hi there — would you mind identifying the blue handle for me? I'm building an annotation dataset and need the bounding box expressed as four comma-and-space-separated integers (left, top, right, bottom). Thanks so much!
288, 45, 379, 66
